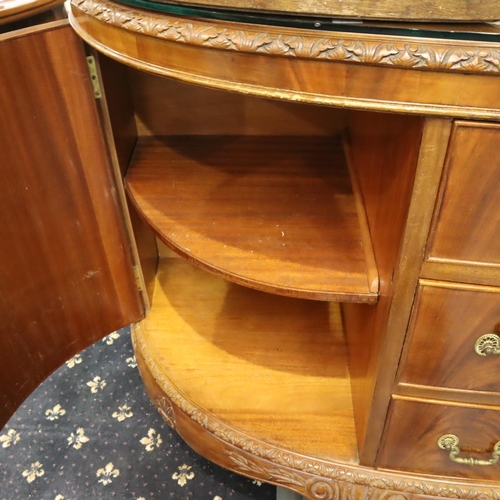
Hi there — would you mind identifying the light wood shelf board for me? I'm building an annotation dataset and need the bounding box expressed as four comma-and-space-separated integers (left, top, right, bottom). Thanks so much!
136, 257, 358, 462
126, 135, 378, 303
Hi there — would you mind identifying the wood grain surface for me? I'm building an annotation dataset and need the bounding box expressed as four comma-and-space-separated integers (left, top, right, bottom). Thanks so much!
69, 2, 500, 121
378, 396, 500, 480
150, 0, 500, 21
0, 23, 142, 427
397, 280, 500, 395
126, 135, 378, 302
130, 70, 347, 138
135, 256, 358, 462
427, 122, 500, 266
341, 112, 424, 462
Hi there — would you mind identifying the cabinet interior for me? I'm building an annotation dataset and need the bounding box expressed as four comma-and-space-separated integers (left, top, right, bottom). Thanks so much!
100, 56, 425, 462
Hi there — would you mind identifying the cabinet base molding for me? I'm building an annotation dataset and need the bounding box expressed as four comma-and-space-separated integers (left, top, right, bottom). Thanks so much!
132, 323, 500, 500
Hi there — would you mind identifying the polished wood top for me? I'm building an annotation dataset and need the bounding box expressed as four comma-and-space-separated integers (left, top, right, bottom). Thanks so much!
125, 0, 500, 22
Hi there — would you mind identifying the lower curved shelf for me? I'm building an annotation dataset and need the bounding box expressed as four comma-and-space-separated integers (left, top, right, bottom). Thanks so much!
132, 256, 500, 499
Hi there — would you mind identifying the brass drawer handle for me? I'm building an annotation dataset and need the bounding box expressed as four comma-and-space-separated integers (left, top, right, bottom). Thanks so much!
437, 434, 500, 466
474, 333, 500, 356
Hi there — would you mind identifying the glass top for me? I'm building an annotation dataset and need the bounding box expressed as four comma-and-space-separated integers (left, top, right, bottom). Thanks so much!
116, 0, 500, 42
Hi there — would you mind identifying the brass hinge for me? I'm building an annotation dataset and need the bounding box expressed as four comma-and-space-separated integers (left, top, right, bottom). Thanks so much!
86, 55, 102, 99
133, 265, 144, 292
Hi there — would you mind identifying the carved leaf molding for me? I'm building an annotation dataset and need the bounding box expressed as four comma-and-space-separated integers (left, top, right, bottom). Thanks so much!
72, 0, 500, 74
156, 396, 176, 429
131, 329, 500, 500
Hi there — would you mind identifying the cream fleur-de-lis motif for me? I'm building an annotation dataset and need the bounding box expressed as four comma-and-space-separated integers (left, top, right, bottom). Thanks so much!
103, 331, 120, 345
45, 404, 66, 421
126, 356, 137, 368
172, 464, 195, 486
0, 429, 20, 448
139, 428, 162, 451
67, 428, 90, 449
112, 404, 133, 421
22, 461, 45, 483
55, 495, 65, 500
65, 354, 82, 368
96, 462, 120, 485
87, 376, 106, 393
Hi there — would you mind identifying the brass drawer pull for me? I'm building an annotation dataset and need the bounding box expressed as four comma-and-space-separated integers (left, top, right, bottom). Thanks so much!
437, 434, 500, 466
474, 333, 500, 356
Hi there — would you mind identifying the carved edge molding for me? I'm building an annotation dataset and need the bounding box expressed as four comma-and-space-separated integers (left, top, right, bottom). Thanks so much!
131, 324, 500, 500
71, 0, 500, 75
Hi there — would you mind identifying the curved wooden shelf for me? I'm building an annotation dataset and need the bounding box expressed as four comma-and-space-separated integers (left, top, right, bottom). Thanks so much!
133, 257, 500, 500
126, 135, 378, 302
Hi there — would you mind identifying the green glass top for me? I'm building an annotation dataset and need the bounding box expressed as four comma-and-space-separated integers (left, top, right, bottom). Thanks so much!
116, 0, 500, 42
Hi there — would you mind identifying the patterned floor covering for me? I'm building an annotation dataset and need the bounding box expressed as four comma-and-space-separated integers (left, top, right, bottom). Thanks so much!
0, 327, 276, 500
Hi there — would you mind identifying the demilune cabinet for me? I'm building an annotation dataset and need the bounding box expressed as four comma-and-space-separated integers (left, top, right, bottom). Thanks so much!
2, 1, 500, 498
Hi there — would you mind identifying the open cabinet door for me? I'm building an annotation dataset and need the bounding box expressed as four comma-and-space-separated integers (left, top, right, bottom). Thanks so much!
0, 20, 144, 428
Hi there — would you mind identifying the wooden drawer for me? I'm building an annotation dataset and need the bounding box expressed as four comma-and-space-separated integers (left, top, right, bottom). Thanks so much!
427, 121, 500, 266
378, 397, 500, 479
397, 280, 500, 395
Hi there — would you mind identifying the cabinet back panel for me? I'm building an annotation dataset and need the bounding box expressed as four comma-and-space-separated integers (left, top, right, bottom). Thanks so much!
130, 70, 347, 137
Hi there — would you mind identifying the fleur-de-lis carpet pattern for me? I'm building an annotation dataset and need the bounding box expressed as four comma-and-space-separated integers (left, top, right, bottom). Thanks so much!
0, 327, 276, 499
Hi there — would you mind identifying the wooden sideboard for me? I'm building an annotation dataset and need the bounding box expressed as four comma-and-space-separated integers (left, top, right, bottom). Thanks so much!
2, 1, 500, 498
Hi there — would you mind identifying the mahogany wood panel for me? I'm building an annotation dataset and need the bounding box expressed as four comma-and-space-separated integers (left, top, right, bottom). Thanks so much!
69, 4, 500, 121
341, 112, 425, 463
427, 122, 500, 266
378, 397, 500, 480
0, 23, 143, 427
126, 135, 378, 302
135, 257, 358, 462
397, 280, 500, 395
153, 0, 500, 21
130, 70, 347, 138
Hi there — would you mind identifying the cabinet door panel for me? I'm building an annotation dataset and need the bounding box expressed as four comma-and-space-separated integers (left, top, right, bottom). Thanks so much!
427, 121, 500, 265
0, 22, 143, 427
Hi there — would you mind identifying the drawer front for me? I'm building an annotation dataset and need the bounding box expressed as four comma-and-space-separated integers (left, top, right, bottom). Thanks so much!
398, 280, 500, 394
427, 121, 500, 265
378, 398, 500, 480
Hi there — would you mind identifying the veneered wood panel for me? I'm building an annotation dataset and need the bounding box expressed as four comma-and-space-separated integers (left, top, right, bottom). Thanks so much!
398, 281, 500, 395
0, 23, 143, 427
378, 397, 500, 480
341, 111, 425, 462
428, 122, 500, 265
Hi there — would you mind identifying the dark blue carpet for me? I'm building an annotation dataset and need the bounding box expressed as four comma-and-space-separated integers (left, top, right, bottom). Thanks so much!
0, 327, 276, 499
